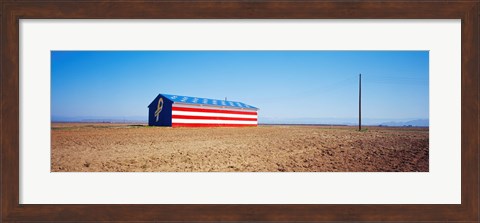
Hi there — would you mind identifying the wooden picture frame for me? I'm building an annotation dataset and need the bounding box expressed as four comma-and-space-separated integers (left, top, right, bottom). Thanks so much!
1, 1, 478, 222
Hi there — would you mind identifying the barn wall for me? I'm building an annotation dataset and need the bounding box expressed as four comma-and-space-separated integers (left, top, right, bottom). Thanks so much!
171, 104, 258, 127
148, 95, 173, 126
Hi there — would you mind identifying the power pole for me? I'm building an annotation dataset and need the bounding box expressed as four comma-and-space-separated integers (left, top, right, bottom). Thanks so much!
359, 73, 362, 131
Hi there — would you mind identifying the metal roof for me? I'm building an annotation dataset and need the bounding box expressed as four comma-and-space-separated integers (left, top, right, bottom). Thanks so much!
161, 93, 258, 110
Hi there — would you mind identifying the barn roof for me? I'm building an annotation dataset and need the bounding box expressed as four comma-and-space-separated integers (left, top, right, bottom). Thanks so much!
150, 93, 258, 110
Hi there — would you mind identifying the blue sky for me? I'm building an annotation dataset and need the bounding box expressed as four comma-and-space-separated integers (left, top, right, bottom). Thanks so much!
51, 51, 429, 124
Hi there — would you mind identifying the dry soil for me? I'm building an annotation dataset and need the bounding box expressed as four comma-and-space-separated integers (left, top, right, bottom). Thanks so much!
51, 123, 429, 172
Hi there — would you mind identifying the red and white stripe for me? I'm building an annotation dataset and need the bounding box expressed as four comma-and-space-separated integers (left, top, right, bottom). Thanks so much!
171, 104, 258, 127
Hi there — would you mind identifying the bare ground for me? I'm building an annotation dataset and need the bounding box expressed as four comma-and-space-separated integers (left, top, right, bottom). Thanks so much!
51, 123, 429, 172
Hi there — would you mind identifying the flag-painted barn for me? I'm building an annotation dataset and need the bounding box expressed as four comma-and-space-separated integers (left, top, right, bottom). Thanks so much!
148, 93, 259, 127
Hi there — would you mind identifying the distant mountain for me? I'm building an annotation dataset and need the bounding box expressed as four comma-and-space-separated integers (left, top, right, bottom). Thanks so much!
258, 117, 429, 127
52, 115, 428, 127
379, 119, 429, 127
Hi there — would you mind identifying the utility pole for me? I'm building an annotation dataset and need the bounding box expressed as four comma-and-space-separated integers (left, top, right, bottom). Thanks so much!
359, 73, 362, 131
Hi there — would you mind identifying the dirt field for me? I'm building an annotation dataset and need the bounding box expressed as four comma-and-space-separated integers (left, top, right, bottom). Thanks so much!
51, 123, 429, 172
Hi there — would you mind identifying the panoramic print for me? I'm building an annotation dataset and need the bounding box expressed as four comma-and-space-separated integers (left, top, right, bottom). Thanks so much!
51, 51, 429, 172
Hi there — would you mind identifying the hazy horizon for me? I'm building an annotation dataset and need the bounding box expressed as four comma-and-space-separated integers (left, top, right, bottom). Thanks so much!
51, 115, 429, 127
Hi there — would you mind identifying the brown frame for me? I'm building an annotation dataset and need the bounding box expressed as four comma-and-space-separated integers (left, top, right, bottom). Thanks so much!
1, 1, 478, 222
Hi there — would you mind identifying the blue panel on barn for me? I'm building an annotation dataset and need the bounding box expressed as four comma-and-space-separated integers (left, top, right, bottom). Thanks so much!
148, 95, 173, 126
161, 93, 258, 109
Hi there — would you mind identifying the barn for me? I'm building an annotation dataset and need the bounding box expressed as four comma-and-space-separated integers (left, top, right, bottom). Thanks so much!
148, 93, 259, 127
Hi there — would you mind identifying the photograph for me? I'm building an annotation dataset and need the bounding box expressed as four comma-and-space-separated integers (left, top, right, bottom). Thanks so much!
51, 50, 429, 172
3, 1, 477, 221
